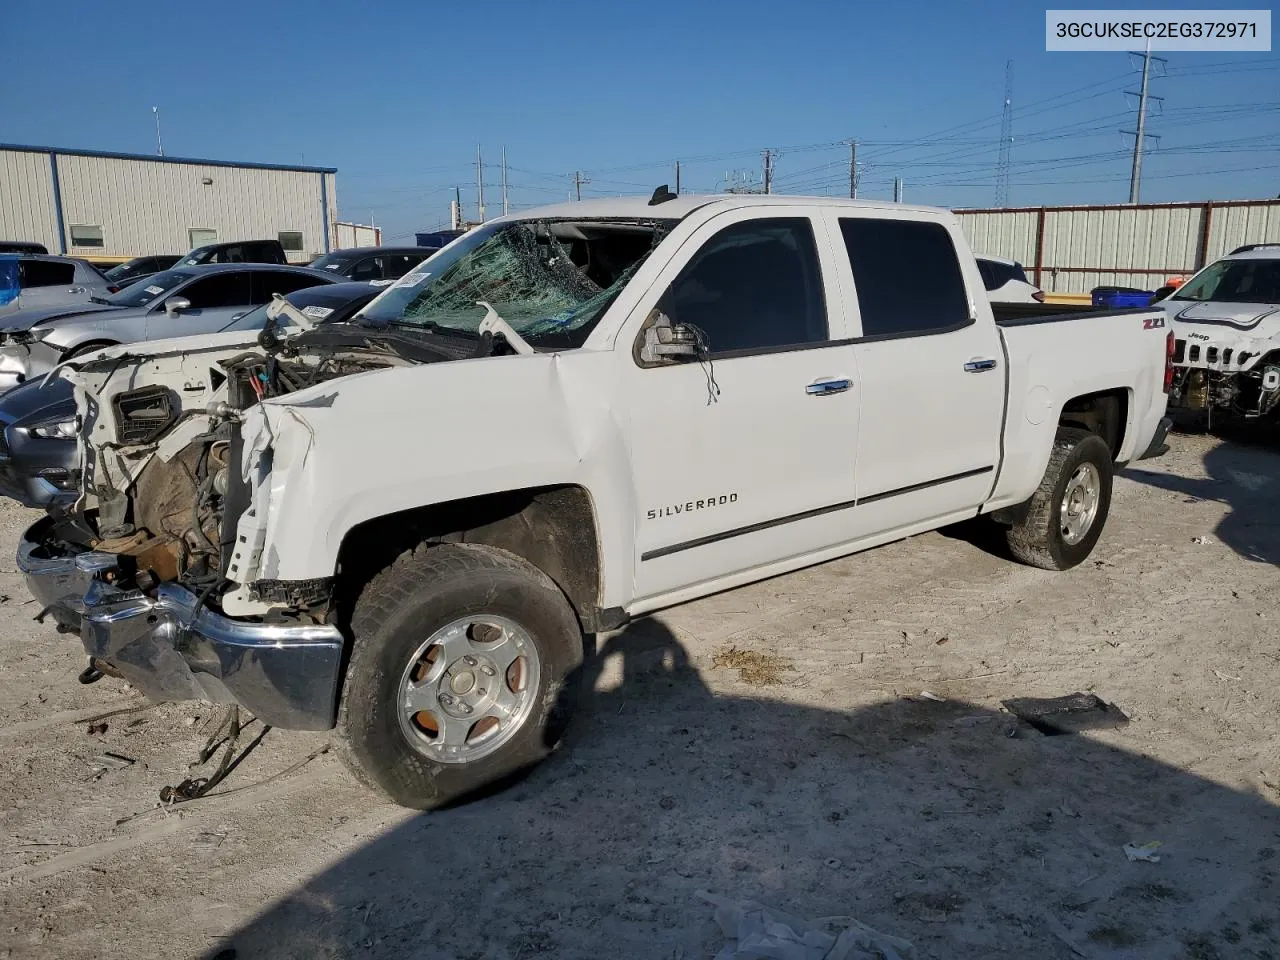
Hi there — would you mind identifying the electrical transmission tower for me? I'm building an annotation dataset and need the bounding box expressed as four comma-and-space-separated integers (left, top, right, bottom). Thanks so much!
1124, 42, 1166, 203
995, 59, 1013, 208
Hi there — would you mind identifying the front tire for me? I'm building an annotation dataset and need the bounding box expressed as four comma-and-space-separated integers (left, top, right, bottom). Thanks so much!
1006, 428, 1113, 571
333, 543, 584, 809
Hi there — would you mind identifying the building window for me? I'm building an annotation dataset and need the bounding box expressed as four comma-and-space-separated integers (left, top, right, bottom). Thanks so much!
69, 225, 104, 248
189, 228, 218, 248
278, 231, 304, 252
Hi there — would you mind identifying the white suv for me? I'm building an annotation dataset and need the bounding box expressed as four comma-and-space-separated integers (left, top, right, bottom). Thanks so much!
1166, 243, 1280, 421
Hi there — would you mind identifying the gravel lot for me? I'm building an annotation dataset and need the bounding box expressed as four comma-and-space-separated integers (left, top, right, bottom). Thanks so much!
1, 430, 1278, 960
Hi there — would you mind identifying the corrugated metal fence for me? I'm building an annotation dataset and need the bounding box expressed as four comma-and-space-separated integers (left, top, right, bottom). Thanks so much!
956, 199, 1280, 294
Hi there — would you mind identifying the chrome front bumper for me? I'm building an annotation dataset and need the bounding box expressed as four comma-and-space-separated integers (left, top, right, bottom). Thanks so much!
19, 520, 346, 730
17, 517, 117, 631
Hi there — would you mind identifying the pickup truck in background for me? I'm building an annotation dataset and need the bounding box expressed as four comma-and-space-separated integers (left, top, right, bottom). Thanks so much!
22, 194, 1172, 809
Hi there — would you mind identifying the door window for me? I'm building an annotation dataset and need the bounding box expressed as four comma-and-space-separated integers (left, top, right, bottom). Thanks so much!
19, 260, 76, 288
178, 273, 252, 309
657, 218, 828, 356
348, 257, 383, 282
380, 254, 426, 279
838, 218, 969, 337
250, 270, 326, 303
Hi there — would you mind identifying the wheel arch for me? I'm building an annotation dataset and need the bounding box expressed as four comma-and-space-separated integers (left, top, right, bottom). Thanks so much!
1057, 386, 1130, 459
334, 483, 611, 633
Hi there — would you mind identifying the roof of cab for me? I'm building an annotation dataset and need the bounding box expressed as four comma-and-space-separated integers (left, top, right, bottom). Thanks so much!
500, 194, 950, 223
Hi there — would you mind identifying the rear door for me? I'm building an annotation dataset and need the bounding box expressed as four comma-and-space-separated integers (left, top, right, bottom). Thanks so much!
145, 270, 253, 338
830, 213, 1005, 536
623, 207, 861, 601
16, 259, 82, 311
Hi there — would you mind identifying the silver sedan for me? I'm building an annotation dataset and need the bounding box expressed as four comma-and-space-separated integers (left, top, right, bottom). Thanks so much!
0, 263, 336, 393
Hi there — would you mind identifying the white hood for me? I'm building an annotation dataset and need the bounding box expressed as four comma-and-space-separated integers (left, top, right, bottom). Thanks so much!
1166, 299, 1280, 371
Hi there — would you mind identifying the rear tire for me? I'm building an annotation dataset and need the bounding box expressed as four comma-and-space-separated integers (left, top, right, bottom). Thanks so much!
1006, 428, 1113, 571
332, 542, 584, 809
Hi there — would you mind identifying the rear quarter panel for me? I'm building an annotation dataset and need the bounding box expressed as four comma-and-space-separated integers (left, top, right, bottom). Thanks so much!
987, 310, 1168, 510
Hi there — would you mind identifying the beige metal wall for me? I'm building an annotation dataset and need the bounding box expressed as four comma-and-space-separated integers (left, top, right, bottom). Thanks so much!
1, 147, 337, 263
956, 200, 1280, 295
0, 150, 60, 253
55, 155, 333, 262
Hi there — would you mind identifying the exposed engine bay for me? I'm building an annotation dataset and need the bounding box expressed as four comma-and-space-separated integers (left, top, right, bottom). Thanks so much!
59, 215, 673, 620
66, 323, 473, 619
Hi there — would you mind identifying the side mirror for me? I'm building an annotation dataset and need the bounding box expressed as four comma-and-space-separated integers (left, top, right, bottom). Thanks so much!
638, 310, 699, 364
163, 296, 191, 318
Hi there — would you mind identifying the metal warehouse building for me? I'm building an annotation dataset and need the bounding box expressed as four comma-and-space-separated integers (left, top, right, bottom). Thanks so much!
956, 198, 1280, 295
0, 143, 338, 263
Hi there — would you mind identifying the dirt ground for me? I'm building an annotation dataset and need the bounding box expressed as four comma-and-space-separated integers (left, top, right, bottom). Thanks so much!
1, 429, 1278, 960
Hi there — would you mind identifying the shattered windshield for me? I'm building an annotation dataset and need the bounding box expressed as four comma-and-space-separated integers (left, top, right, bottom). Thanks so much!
360, 218, 675, 344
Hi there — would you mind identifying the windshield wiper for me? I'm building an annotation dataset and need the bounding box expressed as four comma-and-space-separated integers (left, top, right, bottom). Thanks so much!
89, 296, 112, 304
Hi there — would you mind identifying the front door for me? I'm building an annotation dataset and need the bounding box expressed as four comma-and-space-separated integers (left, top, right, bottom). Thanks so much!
144, 271, 252, 338
624, 208, 861, 602
829, 213, 1005, 535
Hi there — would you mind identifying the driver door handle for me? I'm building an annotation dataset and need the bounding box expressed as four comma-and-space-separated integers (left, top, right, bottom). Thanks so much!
964, 358, 998, 373
806, 377, 853, 396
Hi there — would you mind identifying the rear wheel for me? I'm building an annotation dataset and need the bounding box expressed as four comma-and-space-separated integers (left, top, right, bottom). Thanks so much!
1006, 428, 1113, 571
332, 543, 584, 809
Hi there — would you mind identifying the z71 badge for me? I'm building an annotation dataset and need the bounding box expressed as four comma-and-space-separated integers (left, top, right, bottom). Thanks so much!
1143, 316, 1165, 329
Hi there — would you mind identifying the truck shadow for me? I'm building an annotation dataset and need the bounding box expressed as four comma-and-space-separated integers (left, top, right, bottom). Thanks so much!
212, 617, 1280, 960
1125, 432, 1280, 566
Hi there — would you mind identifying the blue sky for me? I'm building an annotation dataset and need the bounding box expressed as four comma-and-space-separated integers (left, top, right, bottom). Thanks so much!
5, 0, 1278, 242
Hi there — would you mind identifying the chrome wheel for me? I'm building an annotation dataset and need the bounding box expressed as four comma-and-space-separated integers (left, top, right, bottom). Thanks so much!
396, 615, 542, 764
1060, 462, 1101, 545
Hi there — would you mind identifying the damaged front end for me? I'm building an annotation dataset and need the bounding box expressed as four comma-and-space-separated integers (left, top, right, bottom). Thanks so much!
20, 315, 435, 729
1168, 301, 1280, 421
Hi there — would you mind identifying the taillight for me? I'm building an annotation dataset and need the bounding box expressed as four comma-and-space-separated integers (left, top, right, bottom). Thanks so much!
1163, 331, 1175, 393
1032, 290, 1046, 302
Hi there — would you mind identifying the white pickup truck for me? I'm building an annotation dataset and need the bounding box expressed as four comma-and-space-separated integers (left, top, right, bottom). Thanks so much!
21, 194, 1172, 808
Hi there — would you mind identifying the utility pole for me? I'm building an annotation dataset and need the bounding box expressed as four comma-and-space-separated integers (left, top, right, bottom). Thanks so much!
675, 160, 681, 194
1126, 41, 1165, 203
476, 144, 486, 222
574, 170, 589, 201
849, 141, 858, 199
762, 149, 773, 194
152, 106, 164, 157
893, 177, 904, 203
995, 59, 1013, 207
501, 146, 509, 216
451, 186, 462, 230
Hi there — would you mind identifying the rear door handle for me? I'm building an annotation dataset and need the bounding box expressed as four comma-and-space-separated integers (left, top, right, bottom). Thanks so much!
806, 378, 852, 396
964, 358, 998, 373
